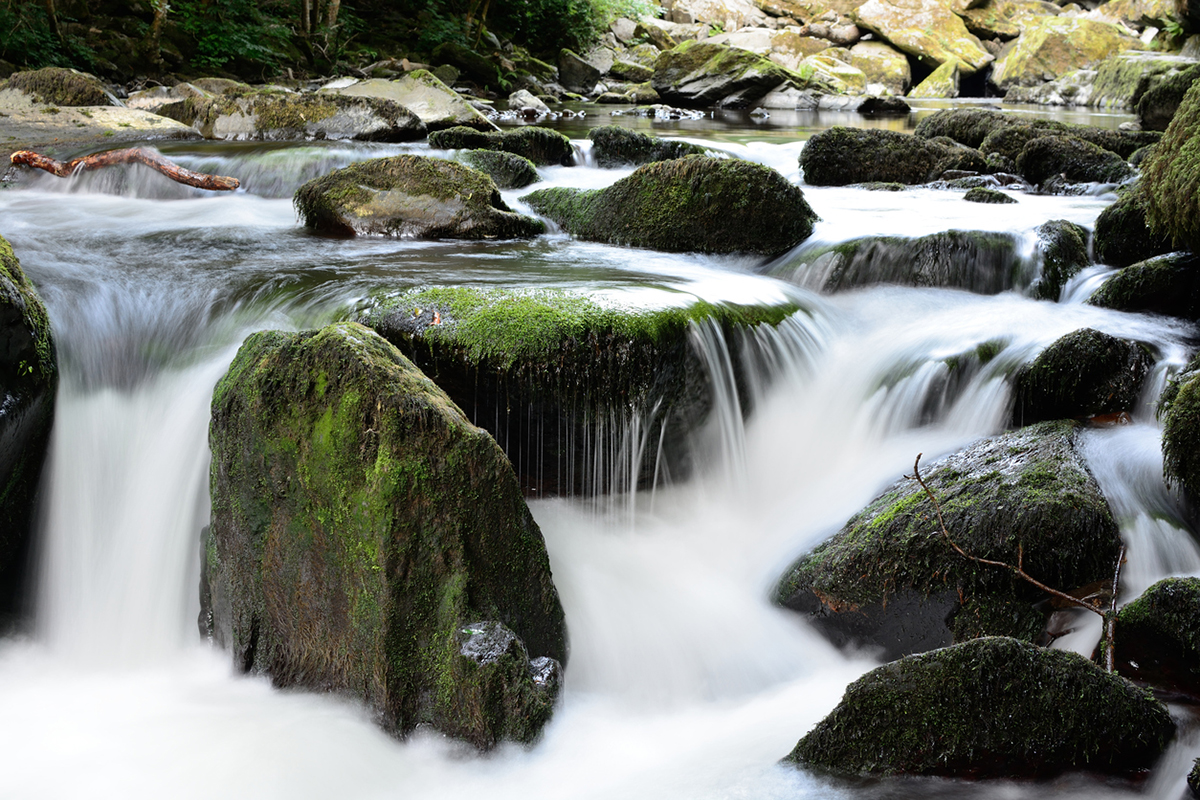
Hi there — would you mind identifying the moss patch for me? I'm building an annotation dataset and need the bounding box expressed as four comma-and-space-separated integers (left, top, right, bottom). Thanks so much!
1086, 252, 1200, 317
1033, 219, 1090, 301
1141, 79, 1200, 253
461, 149, 539, 189
1016, 135, 1135, 187
428, 125, 574, 166
586, 125, 708, 168
801, 126, 986, 186
2, 67, 111, 106
1162, 369, 1200, 497
917, 107, 1160, 159
1093, 188, 1175, 268
1115, 577, 1200, 699
964, 187, 1016, 204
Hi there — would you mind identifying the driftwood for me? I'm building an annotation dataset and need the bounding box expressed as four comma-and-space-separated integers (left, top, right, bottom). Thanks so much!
9, 147, 239, 191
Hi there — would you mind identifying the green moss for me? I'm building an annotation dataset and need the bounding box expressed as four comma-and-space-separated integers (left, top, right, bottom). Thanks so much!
963, 187, 1016, 204
918, 107, 1160, 159
1033, 219, 1090, 301
651, 40, 832, 106
1163, 370, 1200, 496
1142, 80, 1200, 253
1016, 135, 1135, 187
1137, 63, 1200, 131
800, 126, 985, 186
586, 125, 708, 168
461, 149, 539, 189
1093, 187, 1175, 268
3, 67, 110, 106
429, 125, 574, 166
1087, 252, 1200, 316
1114, 577, 1200, 697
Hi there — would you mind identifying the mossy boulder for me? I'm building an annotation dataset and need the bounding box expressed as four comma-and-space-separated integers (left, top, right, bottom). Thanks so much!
359, 287, 800, 495
963, 186, 1015, 203
164, 91, 426, 142
461, 150, 540, 189
586, 125, 708, 168
558, 48, 602, 94
1087, 252, 1200, 317
908, 59, 962, 98
0, 236, 57, 617
0, 67, 113, 106
1093, 189, 1175, 267
913, 107, 1013, 147
1136, 63, 1200, 131
850, 0, 993, 74
523, 156, 816, 257
989, 16, 1141, 92
1012, 328, 1150, 426
204, 322, 567, 748
294, 155, 544, 240
650, 41, 826, 108
320, 71, 497, 132
800, 127, 986, 186
1141, 80, 1200, 254
1015, 135, 1135, 188
916, 108, 1159, 159
1032, 219, 1090, 301
773, 421, 1121, 660
787, 636, 1175, 778
1162, 369, 1200, 497
428, 125, 575, 167
1114, 577, 1200, 700
847, 40, 913, 95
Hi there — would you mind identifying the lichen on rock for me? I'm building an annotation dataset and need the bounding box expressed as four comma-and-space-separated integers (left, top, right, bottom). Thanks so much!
1, 67, 114, 106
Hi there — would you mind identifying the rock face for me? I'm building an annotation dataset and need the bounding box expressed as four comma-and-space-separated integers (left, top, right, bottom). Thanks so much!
1142, 80, 1200, 254
774, 421, 1121, 659
1087, 252, 1200, 317
558, 48, 602, 93
1137, 63, 1200, 131
428, 126, 575, 167
461, 150, 540, 189
651, 41, 822, 107
1115, 577, 1200, 700
851, 0, 993, 73
908, 58, 961, 98
847, 40, 913, 94
165, 91, 426, 141
523, 156, 816, 257
1012, 328, 1150, 425
1162, 367, 1200, 497
990, 17, 1141, 91
1032, 219, 1090, 301
959, 0, 1060, 40
294, 155, 545, 239
1015, 135, 1135, 187
0, 67, 114, 106
320, 71, 497, 131
1093, 190, 1175, 267
586, 125, 708, 167
205, 322, 567, 748
0, 236, 57, 616
800, 127, 986, 186
787, 637, 1176, 778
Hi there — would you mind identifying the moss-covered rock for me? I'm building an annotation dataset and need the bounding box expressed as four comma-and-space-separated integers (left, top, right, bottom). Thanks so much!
1141, 80, 1200, 253
1015, 135, 1135, 187
800, 127, 986, 186
773, 421, 1121, 659
0, 67, 113, 106
1114, 577, 1200, 700
850, 0, 993, 74
320, 71, 497, 132
1032, 219, 1090, 301
461, 150, 540, 189
1093, 188, 1175, 267
913, 107, 1012, 147
523, 156, 815, 257
1136, 62, 1200, 131
1012, 328, 1150, 426
294, 155, 544, 240
586, 125, 708, 168
0, 236, 57, 618
787, 636, 1175, 778
958, 0, 1062, 41
650, 40, 826, 108
1191, 758, 1200, 798
427, 125, 575, 167
990, 16, 1141, 92
205, 322, 566, 748
1087, 252, 1200, 317
908, 58, 962, 98
1162, 369, 1200, 496
963, 186, 1015, 203
916, 108, 1159, 159
359, 287, 800, 495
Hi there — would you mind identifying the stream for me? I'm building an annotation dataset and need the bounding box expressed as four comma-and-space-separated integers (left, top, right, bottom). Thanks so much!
1, 102, 1198, 799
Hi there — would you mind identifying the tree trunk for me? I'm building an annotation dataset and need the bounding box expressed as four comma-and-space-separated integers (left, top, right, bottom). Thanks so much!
10, 148, 241, 192
326, 0, 340, 31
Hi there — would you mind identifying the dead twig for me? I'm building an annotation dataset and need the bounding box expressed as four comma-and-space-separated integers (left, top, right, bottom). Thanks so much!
10, 148, 240, 191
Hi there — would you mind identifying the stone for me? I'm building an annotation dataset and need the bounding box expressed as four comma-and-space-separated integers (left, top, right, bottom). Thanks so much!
293, 155, 545, 239
427, 125, 574, 166
461, 150, 540, 189
609, 59, 655, 82
204, 322, 567, 748
1087, 252, 1200, 317
851, 0, 994, 73
847, 40, 912, 94
805, 52, 870, 91
787, 637, 1175, 778
959, 0, 1061, 40
663, 0, 772, 27
773, 421, 1121, 659
559, 49, 602, 94
1137, 62, 1200, 130
522, 156, 817, 257
612, 17, 639, 43
320, 71, 497, 132
0, 66, 114, 105
908, 58, 961, 97
1003, 68, 1098, 106
963, 185, 1015, 202
586, 125, 709, 167
1015, 135, 1136, 186
1141, 79, 1200, 253
769, 29, 835, 68
1032, 219, 1090, 300
800, 126, 987, 185
124, 82, 211, 112
651, 40, 828, 107
1093, 189, 1175, 267
1089, 53, 1199, 112
989, 16, 1142, 91
1164, 363, 1200, 497
507, 88, 551, 116
1114, 577, 1200, 700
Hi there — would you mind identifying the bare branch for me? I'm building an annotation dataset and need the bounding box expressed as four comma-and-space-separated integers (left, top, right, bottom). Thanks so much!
10, 148, 240, 191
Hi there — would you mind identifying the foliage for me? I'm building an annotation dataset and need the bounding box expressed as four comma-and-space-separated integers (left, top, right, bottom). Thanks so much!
0, 2, 95, 71
172, 0, 290, 73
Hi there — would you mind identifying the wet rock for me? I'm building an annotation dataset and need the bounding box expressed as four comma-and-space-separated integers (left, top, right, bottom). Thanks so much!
1093, 189, 1175, 267
360, 286, 800, 495
1141, 79, 1200, 254
320, 71, 497, 131
651, 41, 826, 108
0, 66, 114, 106
1137, 62, 1200, 131
1012, 328, 1151, 426
0, 236, 57, 618
787, 636, 1175, 778
461, 150, 540, 189
1191, 759, 1200, 798
908, 58, 961, 98
523, 156, 816, 257
294, 155, 544, 239
1015, 135, 1135, 187
774, 421, 1121, 659
559, 48, 602, 94
850, 0, 993, 73
506, 89, 552, 118
1032, 219, 1090, 301
428, 125, 575, 166
586, 125, 708, 167
205, 322, 566, 748
609, 59, 655, 83
915, 107, 1160, 159
125, 82, 212, 113
847, 40, 913, 95
800, 127, 986, 185
1114, 577, 1200, 701
963, 186, 1015, 203
1162, 368, 1200, 497
989, 16, 1141, 92
1086, 252, 1200, 317
1088, 53, 1198, 113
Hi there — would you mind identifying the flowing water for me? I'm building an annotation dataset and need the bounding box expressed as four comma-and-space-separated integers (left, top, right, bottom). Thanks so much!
1, 106, 1198, 799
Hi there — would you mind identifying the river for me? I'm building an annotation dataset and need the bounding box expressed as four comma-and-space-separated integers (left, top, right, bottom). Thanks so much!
0, 100, 1197, 799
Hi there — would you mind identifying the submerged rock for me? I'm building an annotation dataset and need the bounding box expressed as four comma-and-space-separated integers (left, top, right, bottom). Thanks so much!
205, 322, 567, 748
787, 636, 1175, 778
1115, 577, 1200, 701
1087, 252, 1200, 317
586, 125, 708, 167
1015, 135, 1135, 188
163, 91, 426, 141
800, 127, 986, 186
428, 125, 575, 167
319, 71, 497, 131
0, 66, 114, 106
461, 149, 540, 189
774, 421, 1121, 659
1093, 189, 1175, 267
523, 156, 816, 257
1032, 219, 1090, 301
294, 155, 544, 239
0, 236, 57, 618
1141, 80, 1200, 254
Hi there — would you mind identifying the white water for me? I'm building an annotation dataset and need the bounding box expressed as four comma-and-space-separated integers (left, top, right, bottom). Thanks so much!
2, 129, 1200, 799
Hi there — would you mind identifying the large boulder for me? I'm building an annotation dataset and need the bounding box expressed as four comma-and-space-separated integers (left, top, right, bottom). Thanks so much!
1114, 577, 1200, 700
204, 322, 567, 748
427, 126, 575, 167
320, 71, 497, 131
522, 156, 816, 257
1086, 252, 1200, 317
959, 0, 1061, 40
846, 40, 913, 94
359, 287, 800, 495
1093, 189, 1175, 267
774, 421, 1121, 659
294, 155, 544, 239
989, 17, 1141, 92
1088, 53, 1198, 112
1011, 328, 1150, 426
1031, 219, 1090, 301
1162, 368, 1200, 497
163, 91, 426, 141
0, 236, 57, 617
1015, 135, 1136, 187
787, 637, 1175, 778
914, 107, 1159, 159
1141, 80, 1200, 254
651, 41, 826, 107
908, 58, 961, 98
850, 0, 993, 73
558, 48, 602, 94
0, 67, 114, 105
461, 150, 540, 189
586, 125, 708, 167
1137, 62, 1200, 131
800, 127, 987, 186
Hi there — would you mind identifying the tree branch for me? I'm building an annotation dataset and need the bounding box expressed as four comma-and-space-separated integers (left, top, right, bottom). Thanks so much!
10, 148, 240, 191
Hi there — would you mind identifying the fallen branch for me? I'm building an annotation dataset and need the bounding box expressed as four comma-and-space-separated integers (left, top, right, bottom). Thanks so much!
10, 147, 239, 191
910, 452, 1126, 671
